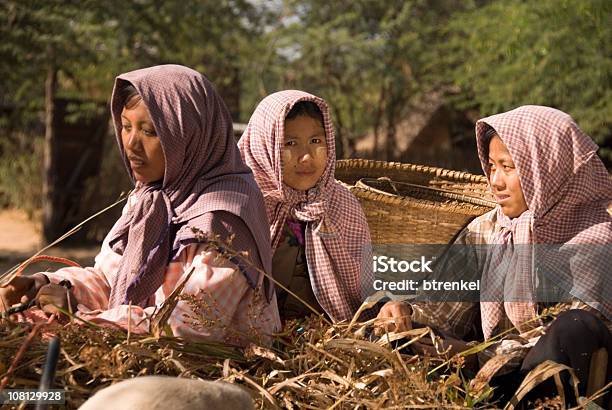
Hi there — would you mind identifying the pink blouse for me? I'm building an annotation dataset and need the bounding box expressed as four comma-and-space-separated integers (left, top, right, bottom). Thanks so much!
41, 198, 280, 347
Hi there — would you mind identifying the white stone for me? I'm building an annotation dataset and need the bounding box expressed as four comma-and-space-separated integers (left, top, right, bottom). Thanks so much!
79, 376, 254, 410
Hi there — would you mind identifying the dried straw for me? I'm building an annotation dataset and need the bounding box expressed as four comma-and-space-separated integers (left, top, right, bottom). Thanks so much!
0, 200, 608, 409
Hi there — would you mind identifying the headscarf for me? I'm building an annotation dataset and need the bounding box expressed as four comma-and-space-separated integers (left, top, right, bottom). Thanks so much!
238, 90, 372, 322
107, 64, 272, 308
475, 105, 612, 339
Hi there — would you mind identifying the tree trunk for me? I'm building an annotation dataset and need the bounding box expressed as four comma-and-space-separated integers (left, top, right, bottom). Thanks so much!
207, 60, 241, 123
384, 100, 396, 162
385, 87, 402, 162
385, 122, 396, 161
42, 61, 59, 243
332, 106, 349, 159
373, 84, 386, 159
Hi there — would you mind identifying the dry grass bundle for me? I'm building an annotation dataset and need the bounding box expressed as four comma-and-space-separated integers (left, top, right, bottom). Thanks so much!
0, 318, 242, 406
1, 208, 607, 409
0, 314, 498, 410
231, 319, 489, 409
0, 225, 495, 409
1, 299, 608, 409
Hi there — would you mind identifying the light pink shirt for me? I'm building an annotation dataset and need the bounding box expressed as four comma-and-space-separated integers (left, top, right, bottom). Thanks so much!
43, 198, 280, 347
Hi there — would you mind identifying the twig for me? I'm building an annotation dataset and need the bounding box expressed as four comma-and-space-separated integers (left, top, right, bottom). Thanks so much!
0, 314, 56, 390
190, 227, 333, 326
127, 302, 132, 343
428, 310, 555, 376
1, 194, 127, 285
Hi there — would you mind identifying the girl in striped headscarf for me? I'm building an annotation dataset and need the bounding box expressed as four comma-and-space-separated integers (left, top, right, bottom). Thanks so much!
0, 65, 280, 346
238, 90, 410, 328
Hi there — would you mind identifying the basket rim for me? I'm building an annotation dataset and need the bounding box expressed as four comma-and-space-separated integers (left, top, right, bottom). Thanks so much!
356, 177, 497, 208
336, 159, 488, 184
338, 180, 493, 214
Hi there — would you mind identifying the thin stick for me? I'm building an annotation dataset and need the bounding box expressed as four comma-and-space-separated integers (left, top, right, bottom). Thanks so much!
0, 314, 56, 390
427, 311, 552, 376
192, 229, 333, 326
1, 194, 128, 285
127, 302, 132, 344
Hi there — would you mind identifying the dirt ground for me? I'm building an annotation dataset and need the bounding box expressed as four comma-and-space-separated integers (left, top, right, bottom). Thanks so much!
0, 209, 98, 276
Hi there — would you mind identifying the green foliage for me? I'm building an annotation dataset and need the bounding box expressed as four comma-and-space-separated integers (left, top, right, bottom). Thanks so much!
0, 135, 43, 216
1, 0, 610, 219
248, 0, 611, 162
250, 0, 478, 158
3, 0, 608, 156
0, 0, 265, 109
441, 0, 612, 159
0, 0, 266, 219
0, 1, 120, 112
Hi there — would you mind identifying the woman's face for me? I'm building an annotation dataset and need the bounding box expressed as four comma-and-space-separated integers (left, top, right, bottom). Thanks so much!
282, 115, 327, 191
488, 135, 528, 218
121, 100, 165, 184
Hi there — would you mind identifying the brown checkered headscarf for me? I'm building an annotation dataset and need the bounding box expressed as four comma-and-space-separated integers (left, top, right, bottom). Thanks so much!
476, 105, 612, 339
107, 65, 272, 308
238, 90, 373, 322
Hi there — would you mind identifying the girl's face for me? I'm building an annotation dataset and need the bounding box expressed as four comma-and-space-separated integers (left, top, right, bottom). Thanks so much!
282, 115, 328, 191
121, 100, 165, 184
488, 135, 528, 218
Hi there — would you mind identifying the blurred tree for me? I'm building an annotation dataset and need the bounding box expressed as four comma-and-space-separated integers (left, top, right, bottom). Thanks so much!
0, 0, 267, 240
105, 0, 266, 120
253, 0, 611, 164
257, 0, 471, 159
440, 0, 612, 163
0, 0, 122, 240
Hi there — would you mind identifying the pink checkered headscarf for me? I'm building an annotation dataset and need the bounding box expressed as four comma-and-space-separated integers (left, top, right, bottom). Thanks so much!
475, 105, 612, 339
107, 65, 272, 308
238, 90, 373, 322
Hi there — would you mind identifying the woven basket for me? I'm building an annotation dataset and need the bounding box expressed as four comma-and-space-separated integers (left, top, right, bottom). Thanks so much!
336, 159, 494, 202
335, 160, 496, 244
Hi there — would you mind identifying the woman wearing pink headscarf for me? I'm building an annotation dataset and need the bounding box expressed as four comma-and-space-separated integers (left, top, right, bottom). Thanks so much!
238, 90, 410, 328
0, 65, 280, 347
412, 105, 612, 405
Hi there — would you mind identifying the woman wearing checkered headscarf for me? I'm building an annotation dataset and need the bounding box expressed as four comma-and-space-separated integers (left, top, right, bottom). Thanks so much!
238, 90, 377, 322
413, 105, 611, 405
474, 105, 612, 339
3, 65, 280, 346
474, 105, 612, 404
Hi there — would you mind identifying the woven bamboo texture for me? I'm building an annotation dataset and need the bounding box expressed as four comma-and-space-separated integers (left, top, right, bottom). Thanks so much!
336, 159, 494, 200
335, 159, 496, 244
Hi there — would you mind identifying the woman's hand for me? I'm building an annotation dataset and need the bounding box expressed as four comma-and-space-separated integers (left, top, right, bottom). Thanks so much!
36, 283, 77, 315
375, 301, 413, 334
411, 335, 479, 371
0, 274, 48, 313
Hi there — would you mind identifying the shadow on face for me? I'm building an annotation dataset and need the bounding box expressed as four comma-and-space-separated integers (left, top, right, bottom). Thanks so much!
120, 98, 166, 184
487, 135, 528, 218
282, 114, 327, 191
